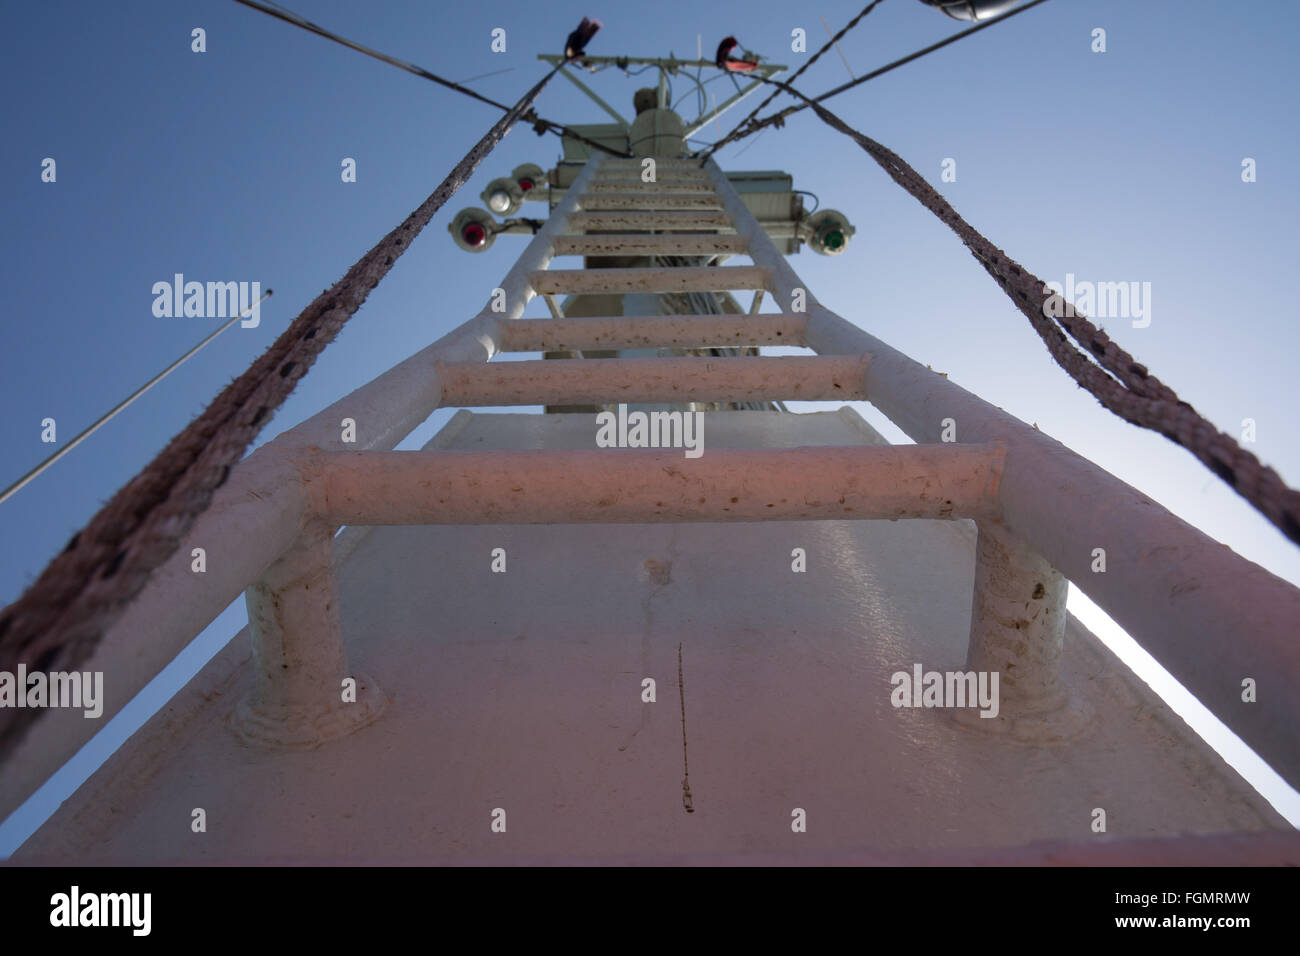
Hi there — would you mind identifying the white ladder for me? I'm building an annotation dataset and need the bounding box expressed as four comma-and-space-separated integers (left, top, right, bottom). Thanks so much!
10, 149, 1297, 819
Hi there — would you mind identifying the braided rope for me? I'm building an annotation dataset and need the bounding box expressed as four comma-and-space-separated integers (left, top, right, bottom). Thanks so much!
753, 72, 1300, 546
701, 0, 1051, 162
0, 64, 561, 760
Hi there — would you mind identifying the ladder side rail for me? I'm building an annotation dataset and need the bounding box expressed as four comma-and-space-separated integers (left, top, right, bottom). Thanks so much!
0, 154, 610, 820
705, 157, 1300, 787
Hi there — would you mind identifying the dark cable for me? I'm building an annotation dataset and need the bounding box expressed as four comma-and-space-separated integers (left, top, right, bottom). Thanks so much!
700, 0, 1049, 162
729, 67, 1300, 546
794, 189, 820, 213
233, 0, 630, 157
700, 0, 888, 163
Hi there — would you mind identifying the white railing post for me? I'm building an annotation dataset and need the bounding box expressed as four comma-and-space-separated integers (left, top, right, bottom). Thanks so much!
232, 518, 385, 749
956, 520, 1092, 741
230, 154, 614, 742
706, 155, 1300, 784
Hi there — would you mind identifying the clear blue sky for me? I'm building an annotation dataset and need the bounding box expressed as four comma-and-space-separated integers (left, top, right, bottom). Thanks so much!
2, 0, 1298, 853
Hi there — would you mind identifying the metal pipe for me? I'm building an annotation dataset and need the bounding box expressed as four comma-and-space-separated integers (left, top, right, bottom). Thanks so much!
599, 157, 711, 169
272, 153, 607, 453
498, 314, 806, 352
234, 518, 385, 749
0, 291, 272, 506
0, 447, 314, 821
705, 156, 1300, 789
683, 76, 767, 137
531, 265, 766, 295
568, 211, 733, 230
556, 64, 629, 128
436, 354, 868, 406
587, 181, 714, 193
966, 520, 1068, 714
0, 153, 617, 818
593, 172, 710, 183
954, 520, 1094, 744
317, 444, 1006, 526
580, 193, 724, 210
552, 234, 749, 256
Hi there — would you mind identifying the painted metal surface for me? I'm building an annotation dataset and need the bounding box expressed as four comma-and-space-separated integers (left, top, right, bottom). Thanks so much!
16, 411, 1287, 862
498, 314, 803, 351
567, 211, 732, 230
314, 443, 1004, 525
234, 518, 386, 749
588, 181, 714, 193
704, 157, 1300, 791
580, 192, 724, 209
551, 235, 748, 256
530, 265, 766, 295
435, 355, 868, 406
8, 143, 1297, 863
959, 519, 1085, 743
0, 153, 613, 822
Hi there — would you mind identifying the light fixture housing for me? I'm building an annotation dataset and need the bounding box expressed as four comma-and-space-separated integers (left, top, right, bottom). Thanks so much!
449, 207, 498, 252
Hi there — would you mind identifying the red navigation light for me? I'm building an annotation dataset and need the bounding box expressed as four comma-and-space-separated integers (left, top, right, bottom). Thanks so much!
462, 222, 488, 247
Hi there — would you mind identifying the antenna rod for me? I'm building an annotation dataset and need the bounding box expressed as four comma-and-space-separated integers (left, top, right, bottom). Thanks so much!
0, 292, 273, 507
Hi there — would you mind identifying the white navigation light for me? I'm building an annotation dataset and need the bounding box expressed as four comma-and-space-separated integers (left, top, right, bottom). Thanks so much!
449, 207, 498, 252
481, 177, 524, 216
804, 209, 855, 256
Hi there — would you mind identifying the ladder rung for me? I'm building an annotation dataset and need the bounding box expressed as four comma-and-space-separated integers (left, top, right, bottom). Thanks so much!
498, 314, 808, 351
593, 174, 711, 186
581, 193, 724, 210
600, 157, 702, 169
552, 234, 748, 256
319, 444, 1003, 525
531, 265, 765, 295
436, 355, 868, 406
569, 211, 732, 230
587, 181, 714, 193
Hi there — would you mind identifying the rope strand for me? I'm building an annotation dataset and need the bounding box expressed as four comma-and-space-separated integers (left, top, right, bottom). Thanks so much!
739, 70, 1300, 547
0, 61, 567, 760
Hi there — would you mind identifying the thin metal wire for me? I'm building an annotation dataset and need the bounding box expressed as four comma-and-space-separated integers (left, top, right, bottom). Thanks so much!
736, 68, 1300, 546
700, 0, 1050, 163
699, 0, 888, 164
0, 291, 273, 507
0, 55, 576, 761
233, 0, 631, 157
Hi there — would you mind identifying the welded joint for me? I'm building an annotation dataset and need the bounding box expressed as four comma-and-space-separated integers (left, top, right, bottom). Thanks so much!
954, 519, 1093, 743
847, 350, 873, 400
979, 440, 1008, 514
229, 458, 386, 750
